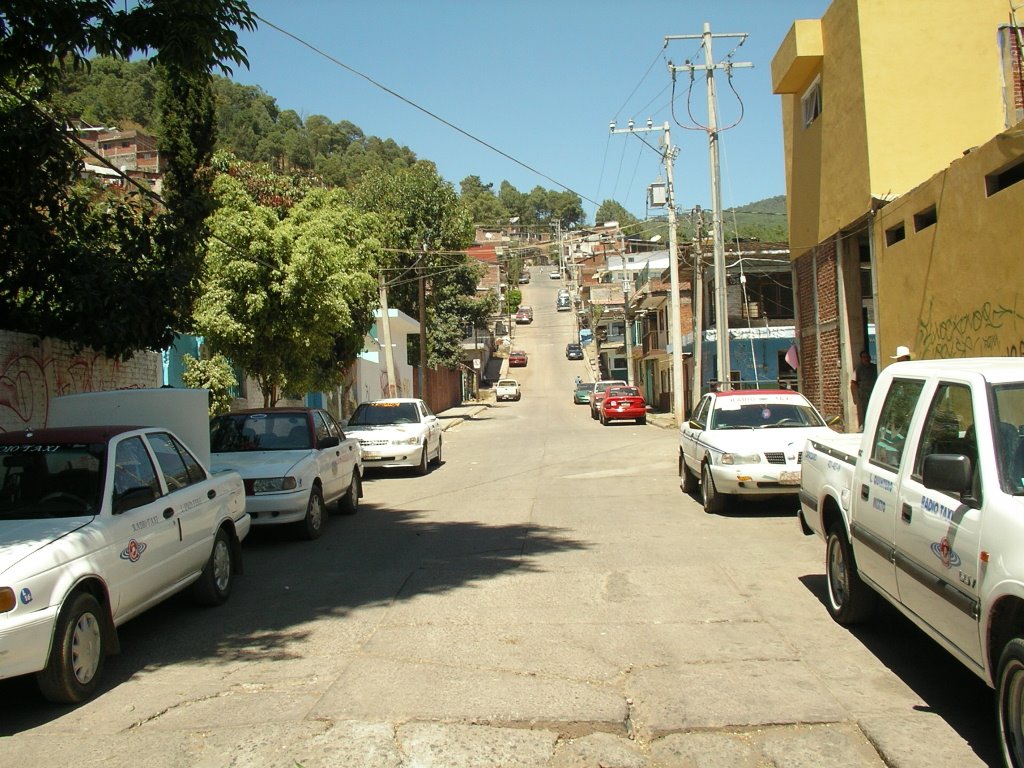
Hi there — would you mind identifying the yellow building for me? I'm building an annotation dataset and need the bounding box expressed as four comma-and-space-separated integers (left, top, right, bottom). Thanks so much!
771, 0, 1023, 426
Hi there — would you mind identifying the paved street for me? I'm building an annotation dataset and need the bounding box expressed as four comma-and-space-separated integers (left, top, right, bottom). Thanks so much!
0, 271, 1001, 767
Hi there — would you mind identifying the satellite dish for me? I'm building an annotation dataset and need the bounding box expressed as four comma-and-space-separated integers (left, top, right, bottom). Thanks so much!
649, 235, 662, 242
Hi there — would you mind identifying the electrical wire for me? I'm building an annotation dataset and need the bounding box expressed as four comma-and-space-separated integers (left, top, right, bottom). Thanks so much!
253, 13, 601, 208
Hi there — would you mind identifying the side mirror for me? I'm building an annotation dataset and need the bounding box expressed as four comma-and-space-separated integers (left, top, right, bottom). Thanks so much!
826, 415, 843, 428
688, 419, 703, 430
317, 436, 340, 450
922, 454, 972, 495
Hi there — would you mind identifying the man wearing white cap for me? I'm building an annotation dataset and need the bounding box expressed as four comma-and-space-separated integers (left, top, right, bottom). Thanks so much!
891, 345, 911, 362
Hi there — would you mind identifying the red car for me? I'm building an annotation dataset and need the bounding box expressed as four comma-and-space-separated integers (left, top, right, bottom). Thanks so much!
600, 386, 647, 425
508, 350, 528, 367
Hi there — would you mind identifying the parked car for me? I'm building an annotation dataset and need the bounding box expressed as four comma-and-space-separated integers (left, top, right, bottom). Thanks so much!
495, 378, 521, 401
0, 423, 249, 703
514, 307, 533, 324
678, 389, 833, 514
517, 273, 530, 284
589, 379, 627, 419
573, 382, 596, 404
343, 398, 442, 475
556, 296, 571, 312
600, 385, 648, 425
549, 270, 561, 279
565, 342, 584, 360
508, 350, 528, 367
210, 407, 363, 540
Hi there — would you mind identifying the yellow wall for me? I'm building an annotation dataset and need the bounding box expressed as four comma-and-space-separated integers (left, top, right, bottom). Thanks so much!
773, 0, 1011, 256
873, 129, 1024, 365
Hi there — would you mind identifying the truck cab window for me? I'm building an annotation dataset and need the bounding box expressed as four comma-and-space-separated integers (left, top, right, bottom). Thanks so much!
912, 383, 979, 504
870, 379, 925, 470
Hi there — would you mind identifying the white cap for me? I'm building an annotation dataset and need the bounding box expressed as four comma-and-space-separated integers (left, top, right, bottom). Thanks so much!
890, 345, 911, 359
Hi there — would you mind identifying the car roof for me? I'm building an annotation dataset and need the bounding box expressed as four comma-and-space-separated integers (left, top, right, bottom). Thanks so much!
219, 407, 317, 415
364, 398, 424, 405
0, 425, 139, 444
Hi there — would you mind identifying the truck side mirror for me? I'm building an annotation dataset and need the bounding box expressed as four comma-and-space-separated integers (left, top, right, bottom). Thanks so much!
922, 454, 972, 495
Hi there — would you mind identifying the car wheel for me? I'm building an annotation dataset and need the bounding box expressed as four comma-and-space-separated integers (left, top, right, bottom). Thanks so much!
600, 413, 608, 426
193, 527, 234, 605
300, 487, 326, 540
997, 638, 1024, 768
339, 472, 361, 515
36, 592, 106, 704
825, 524, 876, 624
431, 437, 443, 466
638, 415, 647, 425
679, 454, 698, 493
416, 443, 429, 475
701, 463, 725, 514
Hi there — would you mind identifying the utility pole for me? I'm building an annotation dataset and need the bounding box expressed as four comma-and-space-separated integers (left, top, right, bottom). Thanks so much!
619, 230, 633, 386
609, 119, 684, 423
417, 246, 428, 402
667, 24, 751, 391
691, 206, 705, 409
378, 273, 398, 396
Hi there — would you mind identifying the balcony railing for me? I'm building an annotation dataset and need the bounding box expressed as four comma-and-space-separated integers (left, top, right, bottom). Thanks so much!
642, 329, 668, 355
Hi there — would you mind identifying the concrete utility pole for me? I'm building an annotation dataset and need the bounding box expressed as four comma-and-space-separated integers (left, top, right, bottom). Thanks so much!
609, 119, 684, 424
378, 274, 398, 396
417, 246, 428, 401
691, 206, 705, 409
667, 24, 751, 391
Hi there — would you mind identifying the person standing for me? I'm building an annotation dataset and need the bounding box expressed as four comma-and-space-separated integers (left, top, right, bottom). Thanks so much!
851, 350, 878, 431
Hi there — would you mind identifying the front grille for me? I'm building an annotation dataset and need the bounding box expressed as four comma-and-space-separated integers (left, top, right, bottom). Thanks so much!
359, 439, 388, 448
764, 451, 803, 465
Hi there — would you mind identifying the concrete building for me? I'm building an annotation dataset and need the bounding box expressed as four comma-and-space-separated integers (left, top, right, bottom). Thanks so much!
772, 0, 1024, 424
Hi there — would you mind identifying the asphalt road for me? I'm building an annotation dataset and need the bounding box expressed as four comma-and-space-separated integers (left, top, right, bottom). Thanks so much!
0, 268, 1002, 767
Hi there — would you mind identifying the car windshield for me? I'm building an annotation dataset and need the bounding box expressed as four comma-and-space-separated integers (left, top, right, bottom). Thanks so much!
992, 383, 1024, 495
576, 383, 595, 392
210, 413, 311, 451
711, 401, 825, 430
0, 443, 104, 518
348, 402, 421, 426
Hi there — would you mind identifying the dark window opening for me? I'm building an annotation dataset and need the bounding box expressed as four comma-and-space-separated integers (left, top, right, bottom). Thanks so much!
986, 159, 1024, 196
885, 223, 906, 247
913, 206, 937, 231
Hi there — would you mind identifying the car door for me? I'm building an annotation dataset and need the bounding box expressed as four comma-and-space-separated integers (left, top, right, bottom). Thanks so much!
417, 401, 441, 457
682, 395, 713, 474
854, 377, 927, 602
102, 434, 185, 619
318, 409, 358, 502
894, 380, 983, 664
144, 430, 221, 579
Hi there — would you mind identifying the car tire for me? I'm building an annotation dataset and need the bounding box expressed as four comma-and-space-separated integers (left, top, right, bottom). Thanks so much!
300, 487, 325, 540
680, 454, 698, 493
431, 437, 443, 466
339, 472, 361, 515
638, 415, 647, 425
600, 413, 607, 426
997, 638, 1024, 768
416, 443, 429, 476
824, 524, 876, 625
36, 592, 106, 704
701, 463, 726, 514
193, 527, 234, 605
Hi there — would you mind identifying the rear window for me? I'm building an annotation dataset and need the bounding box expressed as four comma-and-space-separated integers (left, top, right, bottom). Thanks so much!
497, 380, 518, 387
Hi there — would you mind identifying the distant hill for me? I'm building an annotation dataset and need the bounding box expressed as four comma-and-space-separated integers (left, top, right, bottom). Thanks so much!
676, 195, 788, 243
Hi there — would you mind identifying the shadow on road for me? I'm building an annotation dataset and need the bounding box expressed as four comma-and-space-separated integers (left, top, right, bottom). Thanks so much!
0, 502, 589, 732
799, 574, 999, 766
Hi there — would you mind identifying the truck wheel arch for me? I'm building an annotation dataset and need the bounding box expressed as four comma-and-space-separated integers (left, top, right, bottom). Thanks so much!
988, 596, 1024, 686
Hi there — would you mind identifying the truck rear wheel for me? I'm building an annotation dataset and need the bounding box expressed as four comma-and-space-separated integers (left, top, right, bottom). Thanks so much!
825, 525, 875, 625
997, 638, 1024, 768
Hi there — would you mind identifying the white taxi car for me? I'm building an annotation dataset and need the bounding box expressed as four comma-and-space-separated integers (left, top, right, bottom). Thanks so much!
209, 407, 362, 540
679, 389, 834, 514
343, 398, 442, 475
0, 425, 249, 703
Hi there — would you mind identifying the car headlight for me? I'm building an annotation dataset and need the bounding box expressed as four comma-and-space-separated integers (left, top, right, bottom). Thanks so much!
720, 453, 761, 465
252, 477, 298, 494
0, 587, 15, 613
395, 435, 421, 446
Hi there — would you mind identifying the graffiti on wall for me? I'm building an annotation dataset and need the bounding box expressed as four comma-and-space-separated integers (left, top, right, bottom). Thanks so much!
0, 340, 150, 433
916, 297, 1024, 359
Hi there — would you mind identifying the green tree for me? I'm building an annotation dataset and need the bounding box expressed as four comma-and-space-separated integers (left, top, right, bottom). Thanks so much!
195, 176, 382, 405
459, 175, 508, 226
594, 200, 639, 229
181, 352, 238, 416
0, 0, 255, 358
353, 163, 491, 368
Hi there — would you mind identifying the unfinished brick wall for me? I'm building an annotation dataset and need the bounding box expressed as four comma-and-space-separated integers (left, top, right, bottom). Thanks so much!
795, 241, 844, 421
0, 330, 162, 432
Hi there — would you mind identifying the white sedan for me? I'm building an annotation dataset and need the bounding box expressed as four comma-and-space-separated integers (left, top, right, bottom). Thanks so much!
0, 425, 249, 703
343, 398, 442, 475
209, 407, 363, 540
679, 389, 835, 514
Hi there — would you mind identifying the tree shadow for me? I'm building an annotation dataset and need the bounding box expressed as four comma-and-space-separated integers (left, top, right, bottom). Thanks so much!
799, 574, 999, 766
0, 503, 589, 731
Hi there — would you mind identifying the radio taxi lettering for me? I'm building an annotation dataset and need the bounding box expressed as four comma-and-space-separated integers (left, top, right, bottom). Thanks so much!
131, 515, 160, 533
921, 495, 956, 521
871, 474, 895, 493
120, 539, 147, 562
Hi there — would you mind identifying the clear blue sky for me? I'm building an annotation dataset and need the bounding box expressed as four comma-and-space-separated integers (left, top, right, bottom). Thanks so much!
232, 1, 831, 222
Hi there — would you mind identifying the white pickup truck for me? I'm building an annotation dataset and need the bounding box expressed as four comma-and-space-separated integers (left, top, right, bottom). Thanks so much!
799, 359, 1024, 766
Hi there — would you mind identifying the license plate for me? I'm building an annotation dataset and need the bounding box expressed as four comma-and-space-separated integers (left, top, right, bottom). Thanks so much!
363, 452, 381, 460
779, 470, 801, 485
